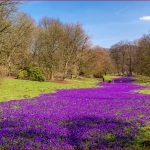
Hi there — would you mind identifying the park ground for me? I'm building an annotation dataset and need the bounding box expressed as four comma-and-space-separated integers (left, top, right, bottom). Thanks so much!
0, 75, 150, 102
0, 75, 116, 102
0, 75, 150, 149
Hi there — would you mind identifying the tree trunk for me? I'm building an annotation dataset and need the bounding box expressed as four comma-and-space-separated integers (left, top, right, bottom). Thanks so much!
50, 65, 54, 80
64, 61, 69, 78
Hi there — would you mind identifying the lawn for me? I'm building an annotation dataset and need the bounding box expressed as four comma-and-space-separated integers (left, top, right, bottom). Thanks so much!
0, 75, 116, 102
0, 76, 150, 149
135, 75, 150, 94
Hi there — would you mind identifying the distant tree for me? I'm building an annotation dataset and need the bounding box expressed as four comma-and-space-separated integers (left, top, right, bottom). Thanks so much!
110, 41, 136, 76
135, 34, 150, 76
80, 46, 113, 77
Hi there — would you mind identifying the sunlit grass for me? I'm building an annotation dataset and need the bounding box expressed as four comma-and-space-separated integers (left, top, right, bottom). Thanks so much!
0, 75, 116, 102
135, 75, 150, 94
134, 124, 150, 148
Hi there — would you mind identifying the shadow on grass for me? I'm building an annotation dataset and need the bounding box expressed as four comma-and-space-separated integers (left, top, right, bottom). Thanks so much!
0, 116, 143, 149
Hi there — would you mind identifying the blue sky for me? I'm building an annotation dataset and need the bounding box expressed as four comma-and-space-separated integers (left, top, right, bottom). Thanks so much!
19, 2, 150, 48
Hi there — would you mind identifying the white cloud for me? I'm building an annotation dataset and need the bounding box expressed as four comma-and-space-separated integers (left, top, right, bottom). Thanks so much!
139, 16, 150, 21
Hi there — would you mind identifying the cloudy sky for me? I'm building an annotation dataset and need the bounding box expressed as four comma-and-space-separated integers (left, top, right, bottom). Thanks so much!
20, 2, 150, 48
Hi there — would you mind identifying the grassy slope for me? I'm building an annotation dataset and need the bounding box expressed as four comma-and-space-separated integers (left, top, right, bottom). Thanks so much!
0, 75, 115, 102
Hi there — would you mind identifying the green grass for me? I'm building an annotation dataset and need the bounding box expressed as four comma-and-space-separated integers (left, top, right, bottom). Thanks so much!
104, 75, 118, 81
135, 75, 150, 94
0, 75, 115, 102
129, 76, 150, 148
134, 123, 150, 148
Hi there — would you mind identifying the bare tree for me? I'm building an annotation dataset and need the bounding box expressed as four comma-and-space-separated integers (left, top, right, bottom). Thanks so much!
80, 46, 113, 77
35, 18, 64, 80
1, 12, 35, 75
0, 0, 17, 34
110, 41, 136, 76
61, 23, 89, 78
135, 34, 150, 76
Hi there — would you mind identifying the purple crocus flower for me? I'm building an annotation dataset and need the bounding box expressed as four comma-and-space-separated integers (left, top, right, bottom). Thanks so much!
0, 76, 150, 149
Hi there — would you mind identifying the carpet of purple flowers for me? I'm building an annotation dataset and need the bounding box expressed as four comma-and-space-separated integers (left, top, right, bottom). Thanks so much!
0, 77, 150, 149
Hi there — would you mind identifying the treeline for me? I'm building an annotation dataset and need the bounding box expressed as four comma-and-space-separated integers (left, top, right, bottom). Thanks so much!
0, 1, 112, 81
110, 35, 150, 76
0, 1, 150, 81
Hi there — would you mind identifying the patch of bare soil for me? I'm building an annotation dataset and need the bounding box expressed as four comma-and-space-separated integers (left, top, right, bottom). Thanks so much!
48, 80, 70, 84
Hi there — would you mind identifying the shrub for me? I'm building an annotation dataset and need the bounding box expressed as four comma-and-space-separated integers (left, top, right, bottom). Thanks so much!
18, 70, 28, 79
27, 65, 45, 81
17, 65, 45, 81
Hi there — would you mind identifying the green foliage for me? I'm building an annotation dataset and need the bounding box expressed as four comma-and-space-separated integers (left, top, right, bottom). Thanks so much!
134, 124, 150, 148
135, 75, 150, 86
18, 70, 28, 79
17, 65, 45, 81
27, 65, 45, 81
135, 75, 150, 94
